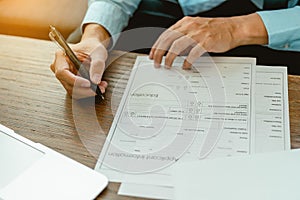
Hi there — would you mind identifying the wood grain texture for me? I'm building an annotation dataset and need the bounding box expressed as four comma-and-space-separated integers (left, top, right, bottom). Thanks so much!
0, 34, 299, 199
0, 34, 143, 200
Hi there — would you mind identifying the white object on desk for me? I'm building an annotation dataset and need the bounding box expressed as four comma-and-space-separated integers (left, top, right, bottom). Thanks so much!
118, 65, 290, 200
0, 124, 108, 200
97, 56, 257, 185
173, 149, 300, 200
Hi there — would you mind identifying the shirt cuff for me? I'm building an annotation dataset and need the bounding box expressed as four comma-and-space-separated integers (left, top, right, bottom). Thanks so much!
81, 1, 130, 49
257, 6, 300, 51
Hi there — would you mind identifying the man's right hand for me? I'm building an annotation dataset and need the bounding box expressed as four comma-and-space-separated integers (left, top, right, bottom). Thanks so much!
50, 24, 110, 99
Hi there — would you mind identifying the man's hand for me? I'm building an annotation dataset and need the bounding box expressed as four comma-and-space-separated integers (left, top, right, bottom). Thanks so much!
149, 13, 268, 69
50, 24, 110, 99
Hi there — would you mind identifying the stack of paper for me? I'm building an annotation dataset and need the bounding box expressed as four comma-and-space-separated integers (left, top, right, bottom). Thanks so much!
95, 56, 290, 199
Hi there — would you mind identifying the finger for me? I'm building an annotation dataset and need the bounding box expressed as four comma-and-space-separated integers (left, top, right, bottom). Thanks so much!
149, 39, 157, 60
149, 36, 162, 64
75, 52, 92, 74
149, 17, 188, 60
76, 52, 91, 64
54, 55, 91, 88
152, 29, 182, 64
52, 50, 97, 99
149, 28, 172, 56
99, 80, 108, 88
180, 45, 194, 56
50, 63, 55, 73
98, 81, 108, 94
149, 27, 179, 59
65, 75, 101, 99
89, 45, 107, 84
58, 70, 92, 91
52, 51, 74, 82
54, 50, 82, 78
63, 45, 91, 73
55, 76, 94, 99
151, 29, 183, 67
72, 75, 99, 99
55, 65, 81, 86
58, 79, 74, 96
165, 36, 195, 68
71, 86, 97, 99
53, 50, 69, 70
73, 77, 106, 98
183, 45, 205, 69
75, 76, 92, 88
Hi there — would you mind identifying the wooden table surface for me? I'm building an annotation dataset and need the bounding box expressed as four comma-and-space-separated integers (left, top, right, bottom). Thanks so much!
0, 34, 300, 199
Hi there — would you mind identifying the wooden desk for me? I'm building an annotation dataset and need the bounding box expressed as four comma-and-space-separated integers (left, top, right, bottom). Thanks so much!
0, 34, 300, 199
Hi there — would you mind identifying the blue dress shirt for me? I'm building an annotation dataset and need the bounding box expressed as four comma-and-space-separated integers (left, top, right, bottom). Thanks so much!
82, 0, 300, 52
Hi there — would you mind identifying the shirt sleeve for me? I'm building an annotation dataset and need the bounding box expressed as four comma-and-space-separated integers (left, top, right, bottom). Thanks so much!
257, 6, 300, 51
81, 0, 141, 48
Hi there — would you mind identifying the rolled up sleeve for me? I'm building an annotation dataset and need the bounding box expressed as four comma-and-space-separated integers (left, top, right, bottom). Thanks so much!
257, 6, 300, 51
82, 0, 141, 48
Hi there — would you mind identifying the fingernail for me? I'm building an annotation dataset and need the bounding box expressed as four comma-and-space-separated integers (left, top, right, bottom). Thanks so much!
81, 82, 90, 88
182, 61, 191, 70
165, 65, 171, 69
164, 61, 171, 69
154, 62, 160, 68
183, 65, 191, 70
92, 74, 102, 84
99, 86, 105, 94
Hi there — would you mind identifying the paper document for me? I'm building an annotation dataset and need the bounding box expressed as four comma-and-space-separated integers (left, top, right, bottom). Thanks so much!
118, 65, 290, 200
118, 183, 173, 200
95, 56, 290, 199
96, 56, 257, 185
254, 66, 290, 152
173, 149, 300, 200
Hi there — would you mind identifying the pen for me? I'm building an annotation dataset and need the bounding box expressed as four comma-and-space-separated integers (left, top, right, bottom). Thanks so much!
49, 25, 104, 100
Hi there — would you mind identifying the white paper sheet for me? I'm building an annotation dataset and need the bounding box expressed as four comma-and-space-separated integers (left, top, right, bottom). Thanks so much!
118, 65, 290, 200
96, 56, 257, 185
254, 66, 290, 152
173, 149, 300, 200
118, 183, 173, 200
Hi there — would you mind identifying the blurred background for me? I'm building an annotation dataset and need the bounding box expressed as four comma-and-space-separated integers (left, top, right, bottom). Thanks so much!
0, 0, 88, 41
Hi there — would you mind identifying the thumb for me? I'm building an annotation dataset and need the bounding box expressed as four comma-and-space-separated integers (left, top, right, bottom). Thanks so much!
89, 46, 108, 84
52, 50, 70, 72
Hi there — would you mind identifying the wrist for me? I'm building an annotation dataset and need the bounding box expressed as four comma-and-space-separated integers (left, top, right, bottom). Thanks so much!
81, 23, 111, 48
231, 13, 268, 47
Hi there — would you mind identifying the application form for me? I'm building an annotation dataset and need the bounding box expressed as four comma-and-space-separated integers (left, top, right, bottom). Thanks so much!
95, 56, 256, 185
118, 65, 290, 200
254, 66, 290, 152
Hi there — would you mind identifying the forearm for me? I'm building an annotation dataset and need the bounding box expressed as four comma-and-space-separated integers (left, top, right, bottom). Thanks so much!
82, 23, 111, 48
231, 13, 268, 47
82, 0, 141, 48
